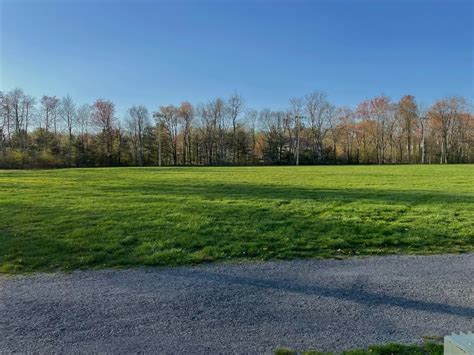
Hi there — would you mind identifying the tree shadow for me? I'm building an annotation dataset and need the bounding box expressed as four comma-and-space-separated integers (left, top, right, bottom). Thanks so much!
97, 181, 474, 206
173, 268, 474, 319
1, 179, 473, 272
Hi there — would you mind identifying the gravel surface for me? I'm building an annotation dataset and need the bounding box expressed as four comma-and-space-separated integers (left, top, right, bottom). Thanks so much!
1, 254, 473, 354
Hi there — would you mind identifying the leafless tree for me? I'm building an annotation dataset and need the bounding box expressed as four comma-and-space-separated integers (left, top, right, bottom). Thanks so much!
211, 98, 227, 163
227, 93, 244, 163
429, 97, 467, 164
328, 107, 345, 162
159, 105, 180, 165
127, 105, 149, 166
77, 104, 91, 137
245, 108, 258, 161
398, 95, 418, 163
40, 95, 60, 149
1, 87, 473, 168
289, 98, 304, 165
21, 95, 36, 150
8, 88, 25, 137
367, 96, 392, 164
0, 92, 10, 152
304, 91, 332, 163
60, 95, 76, 166
91, 99, 115, 165
178, 102, 193, 165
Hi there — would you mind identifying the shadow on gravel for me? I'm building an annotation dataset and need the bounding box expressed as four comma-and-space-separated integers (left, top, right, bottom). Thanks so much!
176, 269, 474, 318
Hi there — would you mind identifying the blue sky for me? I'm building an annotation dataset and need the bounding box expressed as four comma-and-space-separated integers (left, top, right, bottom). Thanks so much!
1, 0, 472, 116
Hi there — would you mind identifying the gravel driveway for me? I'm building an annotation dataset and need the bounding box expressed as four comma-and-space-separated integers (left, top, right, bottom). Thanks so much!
1, 254, 473, 353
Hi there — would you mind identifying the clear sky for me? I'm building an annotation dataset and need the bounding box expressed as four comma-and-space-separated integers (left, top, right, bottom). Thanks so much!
1, 0, 472, 117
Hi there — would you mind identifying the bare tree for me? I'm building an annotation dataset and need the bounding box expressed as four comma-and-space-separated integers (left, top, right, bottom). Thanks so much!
21, 95, 36, 150
77, 104, 91, 138
127, 105, 149, 166
178, 102, 193, 165
199, 99, 225, 164
40, 96, 60, 149
1, 87, 473, 168
289, 98, 304, 165
197, 104, 214, 165
398, 95, 418, 163
0, 92, 10, 152
76, 104, 91, 165
8, 88, 25, 137
304, 91, 332, 163
91, 99, 115, 165
245, 108, 259, 162
367, 96, 392, 164
60, 95, 76, 166
261, 109, 287, 164
211, 98, 227, 163
338, 107, 356, 163
159, 105, 180, 165
328, 107, 345, 163
429, 97, 467, 164
227, 93, 244, 164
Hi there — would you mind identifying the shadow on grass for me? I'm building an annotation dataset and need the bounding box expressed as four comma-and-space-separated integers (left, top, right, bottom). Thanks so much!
97, 181, 474, 205
1, 181, 473, 272
1, 200, 472, 272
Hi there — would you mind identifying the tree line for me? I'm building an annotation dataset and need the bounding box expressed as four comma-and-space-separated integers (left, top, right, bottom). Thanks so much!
0, 88, 472, 168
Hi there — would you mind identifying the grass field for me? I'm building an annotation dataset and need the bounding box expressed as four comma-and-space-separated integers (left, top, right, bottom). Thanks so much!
275, 341, 443, 354
1, 165, 473, 272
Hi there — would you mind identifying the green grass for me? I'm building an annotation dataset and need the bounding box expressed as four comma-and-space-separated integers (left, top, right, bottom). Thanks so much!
275, 341, 443, 354
0, 165, 473, 272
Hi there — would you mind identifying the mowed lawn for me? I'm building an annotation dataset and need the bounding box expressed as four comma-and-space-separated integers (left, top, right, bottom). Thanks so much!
0, 165, 473, 272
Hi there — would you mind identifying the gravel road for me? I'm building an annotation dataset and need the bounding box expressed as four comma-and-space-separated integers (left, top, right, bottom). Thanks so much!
1, 254, 473, 353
